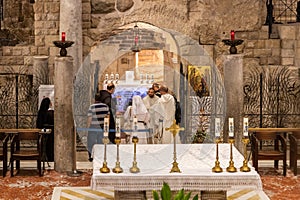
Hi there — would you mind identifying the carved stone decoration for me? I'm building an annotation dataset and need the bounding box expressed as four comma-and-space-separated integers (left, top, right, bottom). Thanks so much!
116, 0, 134, 13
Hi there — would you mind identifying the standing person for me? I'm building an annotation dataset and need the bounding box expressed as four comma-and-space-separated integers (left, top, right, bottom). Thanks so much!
36, 97, 54, 162
150, 85, 180, 144
152, 82, 161, 97
143, 87, 159, 111
143, 87, 160, 141
87, 93, 109, 162
124, 95, 150, 144
99, 83, 116, 143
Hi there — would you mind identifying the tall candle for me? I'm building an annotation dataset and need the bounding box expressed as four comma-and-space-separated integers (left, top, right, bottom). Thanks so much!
243, 118, 249, 137
61, 32, 66, 42
115, 118, 121, 137
146, 74, 149, 83
140, 74, 143, 83
231, 30, 235, 41
215, 118, 220, 137
104, 116, 109, 137
133, 116, 138, 130
229, 118, 234, 137
110, 73, 114, 80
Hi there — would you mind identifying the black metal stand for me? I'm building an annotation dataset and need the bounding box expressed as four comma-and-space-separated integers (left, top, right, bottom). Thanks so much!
53, 41, 74, 56
222, 39, 244, 54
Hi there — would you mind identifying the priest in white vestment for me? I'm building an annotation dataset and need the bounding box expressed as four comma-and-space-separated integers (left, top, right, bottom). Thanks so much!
124, 95, 150, 144
150, 85, 181, 144
143, 87, 159, 111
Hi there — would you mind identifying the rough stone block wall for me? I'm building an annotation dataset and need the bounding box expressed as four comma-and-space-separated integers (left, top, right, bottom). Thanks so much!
0, 0, 299, 79
33, 0, 60, 81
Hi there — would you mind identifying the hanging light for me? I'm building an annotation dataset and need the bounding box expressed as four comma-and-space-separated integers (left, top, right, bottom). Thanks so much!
131, 23, 140, 52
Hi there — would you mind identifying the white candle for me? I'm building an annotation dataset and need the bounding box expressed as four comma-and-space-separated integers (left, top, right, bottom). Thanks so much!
115, 118, 121, 137
146, 74, 149, 83
133, 116, 138, 123
229, 118, 234, 137
110, 73, 114, 80
215, 118, 220, 137
243, 118, 249, 137
133, 116, 138, 132
104, 116, 109, 137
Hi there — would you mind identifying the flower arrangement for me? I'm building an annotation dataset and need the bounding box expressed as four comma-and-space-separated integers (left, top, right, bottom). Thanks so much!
192, 127, 207, 143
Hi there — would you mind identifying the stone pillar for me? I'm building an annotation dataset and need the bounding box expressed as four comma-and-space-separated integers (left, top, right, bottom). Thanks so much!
223, 54, 244, 152
54, 56, 75, 172
295, 25, 300, 67
59, 0, 82, 76
33, 56, 49, 86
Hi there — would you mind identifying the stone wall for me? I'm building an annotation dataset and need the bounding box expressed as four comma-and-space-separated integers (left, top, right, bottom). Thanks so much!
0, 0, 269, 75
0, 0, 299, 129
2, 0, 35, 44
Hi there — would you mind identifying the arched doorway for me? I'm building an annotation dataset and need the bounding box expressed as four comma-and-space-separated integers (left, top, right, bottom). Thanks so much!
73, 22, 225, 147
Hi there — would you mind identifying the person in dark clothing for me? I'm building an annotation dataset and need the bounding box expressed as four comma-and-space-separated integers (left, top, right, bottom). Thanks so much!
36, 97, 54, 162
99, 83, 116, 143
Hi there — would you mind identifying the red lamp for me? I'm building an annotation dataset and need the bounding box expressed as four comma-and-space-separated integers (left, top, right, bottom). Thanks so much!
61, 32, 66, 42
230, 30, 235, 41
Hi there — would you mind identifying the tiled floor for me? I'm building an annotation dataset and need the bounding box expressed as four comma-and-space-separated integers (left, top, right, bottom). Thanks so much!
0, 152, 299, 200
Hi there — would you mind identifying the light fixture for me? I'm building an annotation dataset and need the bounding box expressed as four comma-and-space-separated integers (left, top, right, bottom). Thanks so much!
131, 23, 140, 52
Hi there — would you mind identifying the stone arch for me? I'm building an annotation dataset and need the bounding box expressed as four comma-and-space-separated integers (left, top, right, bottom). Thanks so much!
74, 22, 226, 144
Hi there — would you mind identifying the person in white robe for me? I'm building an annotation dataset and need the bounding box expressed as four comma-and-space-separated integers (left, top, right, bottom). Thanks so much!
143, 87, 159, 111
150, 85, 181, 144
124, 95, 150, 144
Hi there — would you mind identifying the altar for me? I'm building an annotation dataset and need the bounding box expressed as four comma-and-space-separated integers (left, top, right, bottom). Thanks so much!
91, 144, 262, 198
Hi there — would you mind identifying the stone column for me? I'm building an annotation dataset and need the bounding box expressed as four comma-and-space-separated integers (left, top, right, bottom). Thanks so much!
295, 25, 300, 67
223, 54, 244, 152
59, 0, 82, 76
54, 56, 75, 172
33, 56, 49, 86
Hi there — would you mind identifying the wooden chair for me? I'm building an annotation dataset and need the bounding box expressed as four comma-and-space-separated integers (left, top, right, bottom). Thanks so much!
289, 131, 300, 175
0, 133, 9, 177
251, 131, 287, 176
10, 131, 43, 177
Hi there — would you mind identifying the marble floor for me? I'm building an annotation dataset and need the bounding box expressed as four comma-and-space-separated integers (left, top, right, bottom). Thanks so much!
0, 152, 299, 200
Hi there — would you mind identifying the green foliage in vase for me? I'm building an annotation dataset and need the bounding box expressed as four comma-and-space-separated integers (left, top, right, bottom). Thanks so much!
153, 182, 199, 200
191, 127, 207, 143
191, 108, 209, 143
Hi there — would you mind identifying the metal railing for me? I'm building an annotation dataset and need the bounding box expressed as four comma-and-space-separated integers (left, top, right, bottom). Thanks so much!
273, 0, 299, 23
265, 0, 300, 38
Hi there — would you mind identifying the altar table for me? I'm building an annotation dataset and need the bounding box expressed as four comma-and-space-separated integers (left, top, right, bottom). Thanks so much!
91, 143, 262, 198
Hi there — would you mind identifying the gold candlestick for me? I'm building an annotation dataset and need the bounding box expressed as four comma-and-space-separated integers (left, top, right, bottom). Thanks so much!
212, 137, 223, 173
165, 120, 184, 173
100, 137, 110, 173
226, 137, 237, 172
240, 137, 251, 172
130, 136, 140, 173
113, 137, 123, 173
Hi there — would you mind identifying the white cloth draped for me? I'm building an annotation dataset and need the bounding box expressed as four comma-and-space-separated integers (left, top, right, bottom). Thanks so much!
143, 95, 159, 111
91, 144, 263, 192
124, 95, 150, 143
149, 93, 180, 144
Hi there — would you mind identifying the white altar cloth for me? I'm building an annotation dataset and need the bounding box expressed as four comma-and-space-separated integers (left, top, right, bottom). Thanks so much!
91, 144, 262, 192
